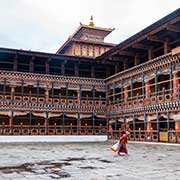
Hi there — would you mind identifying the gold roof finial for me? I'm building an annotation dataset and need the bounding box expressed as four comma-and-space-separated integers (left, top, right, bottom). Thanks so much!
89, 15, 94, 26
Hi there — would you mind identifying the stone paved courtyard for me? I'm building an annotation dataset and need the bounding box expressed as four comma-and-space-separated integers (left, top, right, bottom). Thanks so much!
0, 141, 180, 180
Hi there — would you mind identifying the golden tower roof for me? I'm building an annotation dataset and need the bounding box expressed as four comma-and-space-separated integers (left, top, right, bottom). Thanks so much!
89, 15, 94, 26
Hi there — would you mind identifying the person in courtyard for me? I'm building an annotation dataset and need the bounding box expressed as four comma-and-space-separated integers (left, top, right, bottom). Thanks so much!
117, 131, 129, 155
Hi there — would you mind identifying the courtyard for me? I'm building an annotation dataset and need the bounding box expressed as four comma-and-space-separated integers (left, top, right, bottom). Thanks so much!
0, 141, 180, 180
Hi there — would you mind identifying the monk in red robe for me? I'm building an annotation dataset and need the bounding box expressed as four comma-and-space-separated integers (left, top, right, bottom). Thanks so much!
118, 131, 129, 155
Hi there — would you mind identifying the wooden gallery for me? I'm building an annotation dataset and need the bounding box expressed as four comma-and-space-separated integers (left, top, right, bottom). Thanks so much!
0, 9, 180, 143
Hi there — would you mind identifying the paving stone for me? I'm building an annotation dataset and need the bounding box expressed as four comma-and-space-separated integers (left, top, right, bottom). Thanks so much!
0, 141, 180, 179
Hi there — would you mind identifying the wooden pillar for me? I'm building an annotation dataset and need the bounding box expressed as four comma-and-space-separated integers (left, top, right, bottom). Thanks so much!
77, 85, 82, 105
148, 48, 154, 60
173, 72, 178, 99
30, 57, 34, 73
21, 80, 24, 99
124, 87, 128, 102
3, 78, 6, 99
115, 63, 120, 74
142, 73, 145, 102
134, 54, 140, 66
9, 111, 13, 127
45, 59, 50, 74
106, 66, 110, 78
154, 67, 158, 96
45, 112, 48, 134
147, 120, 152, 132
130, 77, 133, 100
92, 113, 95, 130
156, 113, 160, 141
13, 55, 18, 71
51, 83, 54, 103
123, 59, 128, 70
77, 113, 81, 130
61, 61, 65, 76
169, 63, 173, 96
91, 65, 95, 78
175, 121, 180, 131
112, 82, 115, 104
66, 83, 68, 105
167, 112, 170, 131
29, 111, 32, 126
164, 39, 170, 54
10, 86, 15, 101
92, 86, 95, 105
37, 81, 40, 102
120, 80, 124, 104
145, 81, 150, 99
144, 113, 147, 130
45, 88, 50, 104
75, 63, 79, 77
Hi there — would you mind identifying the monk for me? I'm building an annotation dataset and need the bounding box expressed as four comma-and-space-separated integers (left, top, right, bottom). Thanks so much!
118, 131, 129, 155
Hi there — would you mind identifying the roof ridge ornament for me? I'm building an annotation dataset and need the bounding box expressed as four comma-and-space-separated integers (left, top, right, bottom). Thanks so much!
89, 15, 94, 26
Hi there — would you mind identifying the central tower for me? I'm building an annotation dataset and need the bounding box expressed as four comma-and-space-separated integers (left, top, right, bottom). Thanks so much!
56, 16, 115, 57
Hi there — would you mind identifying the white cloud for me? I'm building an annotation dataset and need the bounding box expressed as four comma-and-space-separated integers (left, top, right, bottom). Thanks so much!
0, 0, 179, 53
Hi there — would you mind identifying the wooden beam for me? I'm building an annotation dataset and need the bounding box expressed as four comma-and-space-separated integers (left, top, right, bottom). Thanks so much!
118, 51, 135, 57
132, 43, 151, 50
147, 35, 165, 43
167, 24, 180, 33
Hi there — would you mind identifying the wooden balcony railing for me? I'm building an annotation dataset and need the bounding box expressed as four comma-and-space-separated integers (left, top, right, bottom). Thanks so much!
0, 125, 107, 136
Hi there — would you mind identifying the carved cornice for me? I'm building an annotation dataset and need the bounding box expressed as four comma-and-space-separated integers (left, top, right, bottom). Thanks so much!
0, 70, 105, 90
106, 52, 180, 85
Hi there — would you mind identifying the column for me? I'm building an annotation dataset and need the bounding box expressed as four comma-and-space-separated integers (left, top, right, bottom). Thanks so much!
3, 78, 6, 100
10, 86, 15, 101
169, 63, 173, 96
156, 113, 160, 141
45, 60, 49, 74
147, 120, 152, 132
21, 80, 24, 100
134, 54, 140, 66
51, 83, 54, 103
144, 113, 147, 130
13, 55, 18, 71
30, 57, 34, 73
65, 83, 68, 105
45, 88, 50, 104
9, 111, 13, 127
167, 112, 170, 131
91, 65, 95, 78
37, 81, 39, 102
106, 66, 110, 78
130, 77, 133, 100
123, 59, 128, 70
115, 63, 120, 74
175, 121, 180, 131
145, 81, 150, 99
173, 72, 178, 99
61, 61, 65, 76
148, 48, 154, 60
92, 113, 95, 131
120, 80, 124, 104
77, 85, 81, 105
45, 112, 48, 135
164, 39, 170, 54
124, 87, 128, 102
113, 82, 115, 104
154, 67, 158, 97
92, 86, 95, 106
142, 73, 145, 100
75, 63, 79, 77
29, 111, 32, 126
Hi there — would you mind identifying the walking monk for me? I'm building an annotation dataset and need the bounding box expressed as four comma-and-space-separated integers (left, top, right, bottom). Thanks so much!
118, 131, 129, 155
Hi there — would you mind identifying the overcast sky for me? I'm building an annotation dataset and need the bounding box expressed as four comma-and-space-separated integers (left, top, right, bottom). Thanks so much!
0, 0, 179, 53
